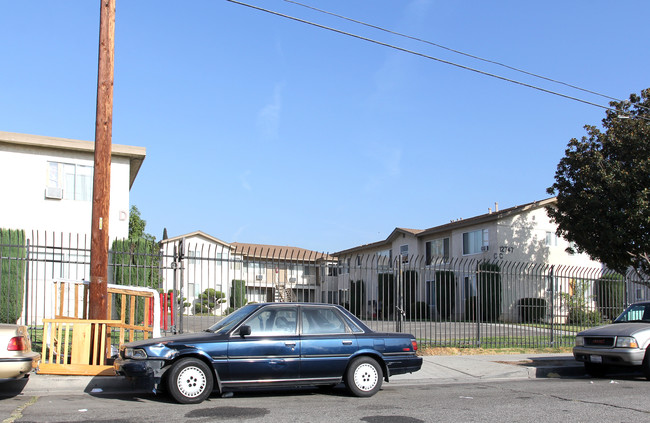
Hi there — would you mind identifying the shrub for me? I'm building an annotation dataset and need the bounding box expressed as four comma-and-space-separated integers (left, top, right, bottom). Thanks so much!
596, 273, 625, 320
197, 288, 225, 313
377, 273, 394, 319
0, 229, 26, 324
111, 238, 161, 324
568, 308, 603, 325
518, 297, 547, 323
478, 262, 502, 322
350, 280, 365, 317
403, 271, 419, 317
230, 280, 246, 309
194, 303, 209, 315
435, 271, 456, 320
408, 301, 429, 320
561, 279, 602, 325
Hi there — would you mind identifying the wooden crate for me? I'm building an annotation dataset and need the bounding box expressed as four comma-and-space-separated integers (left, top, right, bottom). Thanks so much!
39, 319, 121, 376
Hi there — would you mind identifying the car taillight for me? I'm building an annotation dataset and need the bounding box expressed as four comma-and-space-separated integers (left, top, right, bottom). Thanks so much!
411, 340, 418, 352
8, 336, 27, 352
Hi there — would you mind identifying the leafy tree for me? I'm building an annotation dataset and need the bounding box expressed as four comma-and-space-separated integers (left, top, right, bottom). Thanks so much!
128, 205, 155, 242
547, 88, 650, 276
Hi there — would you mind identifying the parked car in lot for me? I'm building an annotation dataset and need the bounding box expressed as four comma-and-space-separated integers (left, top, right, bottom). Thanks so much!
115, 302, 422, 404
574, 301, 650, 378
0, 324, 40, 382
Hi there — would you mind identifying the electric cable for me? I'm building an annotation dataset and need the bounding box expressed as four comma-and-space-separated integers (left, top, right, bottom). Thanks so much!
226, 0, 650, 121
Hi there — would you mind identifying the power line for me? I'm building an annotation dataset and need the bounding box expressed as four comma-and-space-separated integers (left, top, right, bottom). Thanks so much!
284, 0, 630, 107
226, 0, 650, 121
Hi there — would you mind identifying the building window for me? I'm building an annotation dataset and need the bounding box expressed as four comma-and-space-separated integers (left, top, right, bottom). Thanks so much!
188, 250, 201, 265
463, 229, 488, 255
356, 255, 362, 267
377, 249, 392, 269
47, 161, 93, 201
545, 231, 558, 247
400, 245, 409, 263
426, 238, 449, 264
327, 264, 339, 277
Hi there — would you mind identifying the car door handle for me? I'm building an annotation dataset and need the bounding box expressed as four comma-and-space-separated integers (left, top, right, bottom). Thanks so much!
342, 341, 353, 345
285, 342, 296, 347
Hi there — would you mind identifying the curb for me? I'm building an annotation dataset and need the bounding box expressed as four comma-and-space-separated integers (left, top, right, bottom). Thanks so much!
1, 355, 589, 397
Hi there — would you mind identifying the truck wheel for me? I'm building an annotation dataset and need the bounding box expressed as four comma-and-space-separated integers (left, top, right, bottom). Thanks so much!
642, 352, 650, 380
167, 358, 214, 404
345, 356, 383, 397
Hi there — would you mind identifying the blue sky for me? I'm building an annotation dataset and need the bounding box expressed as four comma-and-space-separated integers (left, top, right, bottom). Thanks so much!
1, 1, 648, 253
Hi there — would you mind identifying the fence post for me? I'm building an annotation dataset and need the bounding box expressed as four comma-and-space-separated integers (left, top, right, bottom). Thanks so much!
171, 243, 179, 334
475, 261, 481, 348
396, 260, 403, 332
24, 239, 30, 326
549, 265, 555, 347
177, 241, 184, 334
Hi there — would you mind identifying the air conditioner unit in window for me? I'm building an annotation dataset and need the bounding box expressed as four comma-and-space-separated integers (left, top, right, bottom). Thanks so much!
45, 187, 63, 199
481, 245, 489, 252
289, 277, 297, 283
255, 275, 263, 281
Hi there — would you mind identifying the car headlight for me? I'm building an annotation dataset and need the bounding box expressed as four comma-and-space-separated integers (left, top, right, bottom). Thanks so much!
616, 337, 639, 348
574, 336, 584, 347
124, 347, 147, 359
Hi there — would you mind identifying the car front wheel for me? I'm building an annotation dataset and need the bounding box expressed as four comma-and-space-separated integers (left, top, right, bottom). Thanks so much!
167, 358, 214, 404
345, 356, 383, 397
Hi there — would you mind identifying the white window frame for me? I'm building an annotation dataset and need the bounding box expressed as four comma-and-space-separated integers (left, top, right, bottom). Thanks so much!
462, 229, 489, 256
47, 161, 93, 201
400, 245, 409, 263
545, 231, 558, 247
426, 238, 450, 264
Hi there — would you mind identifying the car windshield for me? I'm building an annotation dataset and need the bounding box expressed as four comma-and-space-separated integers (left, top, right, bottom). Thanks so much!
614, 303, 650, 323
206, 304, 258, 335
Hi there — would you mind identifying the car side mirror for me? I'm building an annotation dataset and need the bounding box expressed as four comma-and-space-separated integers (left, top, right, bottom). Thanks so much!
239, 325, 251, 337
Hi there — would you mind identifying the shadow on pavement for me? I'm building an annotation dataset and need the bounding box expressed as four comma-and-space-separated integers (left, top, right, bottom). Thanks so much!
0, 376, 29, 398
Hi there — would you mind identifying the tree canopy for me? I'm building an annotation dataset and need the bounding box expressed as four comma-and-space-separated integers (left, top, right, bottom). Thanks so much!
546, 88, 650, 276
128, 205, 155, 242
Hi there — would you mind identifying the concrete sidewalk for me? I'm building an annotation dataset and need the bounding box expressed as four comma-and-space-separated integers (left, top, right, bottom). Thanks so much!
390, 353, 584, 385
1, 353, 586, 397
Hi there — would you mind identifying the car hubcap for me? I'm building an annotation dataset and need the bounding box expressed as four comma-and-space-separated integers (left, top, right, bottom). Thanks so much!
177, 366, 207, 398
353, 363, 378, 391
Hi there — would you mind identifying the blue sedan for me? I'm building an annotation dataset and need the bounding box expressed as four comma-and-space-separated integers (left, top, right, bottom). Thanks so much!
114, 302, 422, 403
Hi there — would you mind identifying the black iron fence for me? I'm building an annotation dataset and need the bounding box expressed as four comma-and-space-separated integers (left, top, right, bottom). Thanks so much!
1, 230, 649, 350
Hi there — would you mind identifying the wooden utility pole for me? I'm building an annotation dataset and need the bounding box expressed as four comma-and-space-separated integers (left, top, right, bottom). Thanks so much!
89, 0, 116, 320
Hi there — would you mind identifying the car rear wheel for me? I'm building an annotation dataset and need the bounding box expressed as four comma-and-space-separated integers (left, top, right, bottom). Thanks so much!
584, 362, 607, 378
345, 356, 383, 397
167, 358, 214, 404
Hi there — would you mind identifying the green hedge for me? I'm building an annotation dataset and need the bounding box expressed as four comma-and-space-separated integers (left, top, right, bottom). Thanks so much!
478, 262, 502, 322
231, 279, 246, 309
350, 280, 365, 317
111, 238, 161, 323
596, 273, 625, 320
0, 229, 26, 324
435, 270, 456, 320
518, 297, 547, 323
